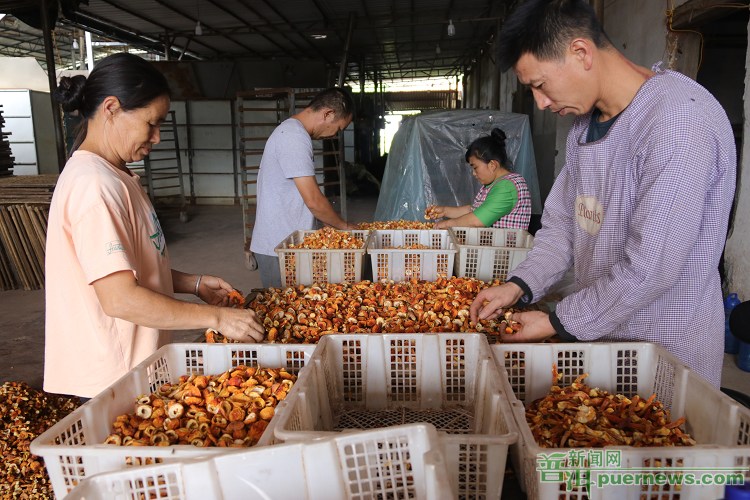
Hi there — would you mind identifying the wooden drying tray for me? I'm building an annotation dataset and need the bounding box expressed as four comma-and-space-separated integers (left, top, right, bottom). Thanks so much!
0, 175, 58, 205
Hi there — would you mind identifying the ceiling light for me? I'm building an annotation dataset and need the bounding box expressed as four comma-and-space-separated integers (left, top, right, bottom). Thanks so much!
194, 0, 202, 36
310, 34, 327, 40
435, 43, 441, 55
447, 19, 455, 37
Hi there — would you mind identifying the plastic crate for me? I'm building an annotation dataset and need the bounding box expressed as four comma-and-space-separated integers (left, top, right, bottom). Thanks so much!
450, 227, 534, 282
275, 230, 371, 287
367, 230, 458, 281
30, 343, 317, 499
65, 423, 453, 500
273, 333, 519, 498
491, 343, 750, 499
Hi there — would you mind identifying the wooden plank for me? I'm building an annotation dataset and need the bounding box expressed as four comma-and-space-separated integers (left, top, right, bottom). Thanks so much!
18, 205, 45, 281
0, 174, 56, 206
0, 240, 16, 290
0, 208, 32, 290
30, 206, 48, 250
8, 205, 43, 288
35, 205, 48, 235
0, 205, 47, 289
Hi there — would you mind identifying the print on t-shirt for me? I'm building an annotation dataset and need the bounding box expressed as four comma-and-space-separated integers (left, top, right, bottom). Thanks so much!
575, 195, 604, 236
106, 240, 125, 255
149, 212, 166, 256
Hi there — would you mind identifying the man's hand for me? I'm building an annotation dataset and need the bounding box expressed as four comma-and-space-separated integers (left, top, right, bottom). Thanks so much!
500, 311, 556, 342
470, 282, 524, 322
216, 308, 265, 343
196, 275, 235, 306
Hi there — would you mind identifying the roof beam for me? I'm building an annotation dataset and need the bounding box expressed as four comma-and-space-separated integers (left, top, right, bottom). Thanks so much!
61, 9, 204, 60
204, 0, 306, 58
148, 0, 265, 58
95, 0, 219, 56
0, 44, 45, 58
233, 0, 315, 59
671, 0, 749, 29
309, 0, 346, 46
193, 13, 506, 36
258, 0, 335, 65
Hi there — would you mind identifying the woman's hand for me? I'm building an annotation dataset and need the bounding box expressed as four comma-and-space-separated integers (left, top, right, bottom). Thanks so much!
196, 275, 235, 306
424, 205, 445, 220
216, 308, 265, 343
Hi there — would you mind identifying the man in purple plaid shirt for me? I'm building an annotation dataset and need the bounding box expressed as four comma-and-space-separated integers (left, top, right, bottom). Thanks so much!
470, 0, 736, 387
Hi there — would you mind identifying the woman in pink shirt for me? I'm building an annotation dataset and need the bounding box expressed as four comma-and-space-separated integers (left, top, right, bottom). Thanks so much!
44, 53, 263, 399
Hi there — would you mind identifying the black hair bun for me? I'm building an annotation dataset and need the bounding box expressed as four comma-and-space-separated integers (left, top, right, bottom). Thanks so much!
53, 75, 87, 113
490, 128, 507, 143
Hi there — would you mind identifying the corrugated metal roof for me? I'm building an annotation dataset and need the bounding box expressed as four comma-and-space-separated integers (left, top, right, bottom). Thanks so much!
0, 0, 513, 83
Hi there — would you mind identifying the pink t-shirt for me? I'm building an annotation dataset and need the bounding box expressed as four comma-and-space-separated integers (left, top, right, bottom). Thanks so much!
44, 151, 173, 397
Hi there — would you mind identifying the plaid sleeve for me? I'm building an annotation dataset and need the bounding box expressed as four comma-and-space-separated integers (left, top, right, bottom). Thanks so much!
507, 158, 577, 299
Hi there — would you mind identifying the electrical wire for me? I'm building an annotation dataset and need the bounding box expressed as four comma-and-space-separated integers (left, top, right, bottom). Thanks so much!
665, 0, 749, 72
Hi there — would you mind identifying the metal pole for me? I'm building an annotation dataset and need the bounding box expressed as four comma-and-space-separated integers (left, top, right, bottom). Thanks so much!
163, 33, 170, 61
41, 0, 67, 171
70, 31, 76, 69
337, 13, 355, 87
335, 12, 354, 219
186, 101, 196, 202
229, 100, 238, 204
85, 31, 94, 70
492, 19, 502, 110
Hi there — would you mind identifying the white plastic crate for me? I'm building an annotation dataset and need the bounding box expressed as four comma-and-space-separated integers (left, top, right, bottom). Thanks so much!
65, 423, 452, 500
492, 343, 750, 500
450, 227, 534, 282
273, 333, 519, 498
275, 229, 371, 287
30, 343, 316, 499
367, 229, 458, 281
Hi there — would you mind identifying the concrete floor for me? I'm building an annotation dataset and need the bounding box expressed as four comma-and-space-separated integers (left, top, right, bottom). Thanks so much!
0, 200, 749, 399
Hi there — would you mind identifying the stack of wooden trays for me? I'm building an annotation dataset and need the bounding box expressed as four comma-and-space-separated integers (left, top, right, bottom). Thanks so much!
0, 105, 14, 177
0, 175, 57, 290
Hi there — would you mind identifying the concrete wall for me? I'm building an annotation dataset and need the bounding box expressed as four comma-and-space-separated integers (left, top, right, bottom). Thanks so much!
466, 1, 750, 298
467, 0, 715, 197
605, 0, 669, 68
700, 45, 746, 127
549, 0, 673, 177
478, 49, 499, 109
725, 16, 750, 300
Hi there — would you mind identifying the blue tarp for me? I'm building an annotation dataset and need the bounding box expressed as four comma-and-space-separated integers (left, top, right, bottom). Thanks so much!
374, 110, 542, 221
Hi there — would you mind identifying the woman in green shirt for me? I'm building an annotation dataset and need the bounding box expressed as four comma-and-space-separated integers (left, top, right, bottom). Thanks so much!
427, 128, 531, 229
